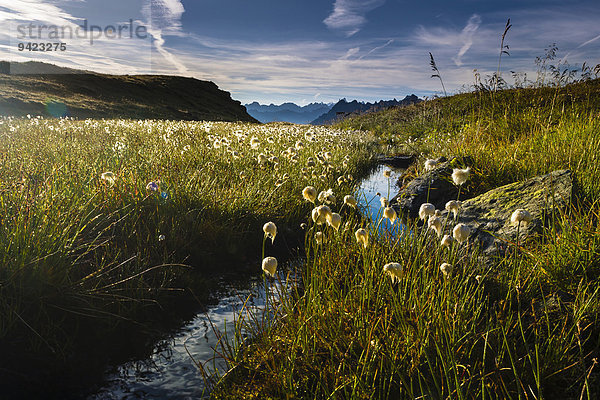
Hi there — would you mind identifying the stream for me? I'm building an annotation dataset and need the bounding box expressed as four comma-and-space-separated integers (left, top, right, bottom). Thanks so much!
89, 164, 404, 399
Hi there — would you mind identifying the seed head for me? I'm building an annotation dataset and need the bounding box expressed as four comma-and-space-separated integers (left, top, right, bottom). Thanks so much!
262, 256, 278, 277
453, 223, 471, 244
355, 228, 369, 248
511, 209, 532, 225
383, 262, 403, 283
419, 203, 435, 221
302, 186, 317, 203
344, 195, 357, 208
263, 221, 277, 244
452, 167, 471, 186
383, 207, 397, 224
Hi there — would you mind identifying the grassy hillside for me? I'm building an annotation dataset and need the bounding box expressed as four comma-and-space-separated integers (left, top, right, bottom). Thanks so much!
213, 80, 600, 399
0, 61, 256, 122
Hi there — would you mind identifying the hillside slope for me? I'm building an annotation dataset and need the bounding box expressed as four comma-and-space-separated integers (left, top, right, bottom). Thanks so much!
0, 61, 256, 122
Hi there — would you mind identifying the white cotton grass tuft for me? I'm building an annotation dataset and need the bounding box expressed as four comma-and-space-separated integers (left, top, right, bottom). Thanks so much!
383, 169, 392, 178
440, 263, 453, 277
263, 221, 277, 244
445, 200, 462, 219
453, 223, 472, 244
424, 159, 439, 171
383, 207, 397, 224
158, 234, 165, 242
383, 262, 403, 283
101, 171, 116, 185
326, 212, 342, 231
511, 209, 532, 225
355, 228, 369, 248
419, 203, 435, 221
427, 215, 442, 237
441, 234, 454, 247
302, 186, 317, 203
380, 197, 388, 208
312, 205, 332, 225
318, 189, 336, 204
344, 195, 357, 208
315, 231, 324, 245
452, 167, 471, 186
261, 256, 278, 277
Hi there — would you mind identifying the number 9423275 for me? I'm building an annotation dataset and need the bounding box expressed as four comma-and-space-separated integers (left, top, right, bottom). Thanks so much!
17, 42, 67, 51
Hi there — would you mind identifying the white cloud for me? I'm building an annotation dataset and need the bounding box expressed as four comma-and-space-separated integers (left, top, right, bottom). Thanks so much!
323, 0, 386, 37
142, 0, 188, 73
453, 14, 481, 66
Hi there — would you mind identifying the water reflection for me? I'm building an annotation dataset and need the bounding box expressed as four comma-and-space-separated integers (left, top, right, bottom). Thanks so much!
90, 275, 285, 400
355, 164, 405, 236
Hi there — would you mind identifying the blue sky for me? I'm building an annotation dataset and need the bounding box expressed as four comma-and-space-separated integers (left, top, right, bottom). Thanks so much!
1, 0, 599, 105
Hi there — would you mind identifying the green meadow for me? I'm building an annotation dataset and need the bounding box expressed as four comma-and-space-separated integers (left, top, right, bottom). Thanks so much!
212, 79, 600, 399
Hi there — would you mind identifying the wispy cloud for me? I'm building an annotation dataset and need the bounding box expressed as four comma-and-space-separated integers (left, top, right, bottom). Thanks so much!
142, 0, 188, 73
359, 39, 394, 60
323, 0, 386, 37
453, 14, 481, 66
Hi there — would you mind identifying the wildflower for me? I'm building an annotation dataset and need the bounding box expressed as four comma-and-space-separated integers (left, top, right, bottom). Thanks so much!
424, 159, 438, 171
380, 197, 388, 208
441, 234, 454, 247
302, 186, 317, 203
318, 189, 336, 204
428, 215, 442, 236
511, 209, 532, 225
475, 275, 483, 284
312, 205, 332, 225
383, 207, 397, 224
344, 195, 357, 208
383, 169, 392, 178
453, 223, 471, 244
263, 221, 277, 244
258, 153, 268, 164
100, 171, 115, 185
300, 223, 307, 230
346, 174, 353, 181
383, 262, 403, 283
326, 212, 342, 231
262, 256, 278, 277
337, 176, 345, 185
239, 171, 246, 179
315, 231, 324, 245
355, 228, 369, 248
158, 234, 165, 241
452, 167, 471, 186
146, 181, 159, 191
440, 263, 453, 277
445, 200, 461, 219
419, 203, 435, 221
250, 137, 260, 149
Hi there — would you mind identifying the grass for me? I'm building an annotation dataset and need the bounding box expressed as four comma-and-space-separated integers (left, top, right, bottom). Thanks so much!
0, 117, 380, 391
0, 61, 256, 121
211, 79, 600, 399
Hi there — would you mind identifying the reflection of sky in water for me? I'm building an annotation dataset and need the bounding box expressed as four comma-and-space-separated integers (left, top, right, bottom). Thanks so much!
91, 276, 287, 400
355, 165, 406, 237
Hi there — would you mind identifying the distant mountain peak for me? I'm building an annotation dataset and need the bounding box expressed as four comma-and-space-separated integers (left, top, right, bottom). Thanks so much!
311, 95, 422, 125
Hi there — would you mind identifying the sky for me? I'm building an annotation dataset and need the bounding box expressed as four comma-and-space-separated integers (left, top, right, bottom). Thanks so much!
1, 0, 599, 105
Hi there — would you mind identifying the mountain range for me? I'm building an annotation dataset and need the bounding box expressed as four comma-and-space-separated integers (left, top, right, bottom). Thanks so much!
244, 102, 333, 124
310, 95, 422, 125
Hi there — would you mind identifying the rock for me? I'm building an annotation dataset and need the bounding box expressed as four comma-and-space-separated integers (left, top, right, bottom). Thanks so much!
377, 154, 416, 169
442, 169, 572, 261
391, 157, 471, 219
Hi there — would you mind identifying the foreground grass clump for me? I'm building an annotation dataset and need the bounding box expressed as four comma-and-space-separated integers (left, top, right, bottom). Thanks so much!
213, 82, 600, 399
0, 118, 378, 363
